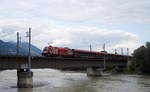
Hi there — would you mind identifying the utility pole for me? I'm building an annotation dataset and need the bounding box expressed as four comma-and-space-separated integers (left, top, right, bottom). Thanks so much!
17, 32, 19, 56
89, 44, 92, 51
126, 48, 130, 64
115, 49, 117, 54
103, 43, 106, 70
19, 37, 21, 45
127, 48, 129, 56
26, 28, 32, 70
103, 43, 105, 51
121, 48, 123, 55
19, 37, 21, 55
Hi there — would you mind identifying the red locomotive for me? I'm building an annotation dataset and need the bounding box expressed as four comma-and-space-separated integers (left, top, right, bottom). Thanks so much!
42, 45, 129, 59
42, 46, 73, 57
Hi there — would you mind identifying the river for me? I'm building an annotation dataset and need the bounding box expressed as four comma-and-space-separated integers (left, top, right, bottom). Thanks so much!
0, 69, 150, 92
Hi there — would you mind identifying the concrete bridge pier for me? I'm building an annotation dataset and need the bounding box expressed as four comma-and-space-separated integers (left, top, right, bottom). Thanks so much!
87, 67, 102, 76
17, 69, 33, 88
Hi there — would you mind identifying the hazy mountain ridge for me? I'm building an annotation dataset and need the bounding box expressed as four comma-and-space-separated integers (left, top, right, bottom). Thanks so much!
0, 40, 42, 56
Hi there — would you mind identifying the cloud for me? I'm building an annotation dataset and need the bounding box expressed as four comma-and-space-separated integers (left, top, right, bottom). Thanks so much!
51, 39, 71, 46
0, 0, 150, 24
0, 19, 139, 54
109, 41, 142, 54
0, 0, 145, 54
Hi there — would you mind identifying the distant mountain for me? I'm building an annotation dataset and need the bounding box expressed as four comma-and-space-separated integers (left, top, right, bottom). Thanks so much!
0, 40, 42, 56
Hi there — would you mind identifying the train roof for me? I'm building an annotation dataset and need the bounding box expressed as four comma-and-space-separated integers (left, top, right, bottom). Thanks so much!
73, 49, 100, 54
75, 49, 129, 57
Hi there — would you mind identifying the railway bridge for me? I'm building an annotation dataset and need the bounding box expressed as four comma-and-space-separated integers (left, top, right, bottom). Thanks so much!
0, 55, 129, 88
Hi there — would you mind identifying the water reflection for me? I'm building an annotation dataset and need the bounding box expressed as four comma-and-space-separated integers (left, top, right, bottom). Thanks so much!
60, 77, 97, 92
136, 75, 150, 91
17, 88, 32, 92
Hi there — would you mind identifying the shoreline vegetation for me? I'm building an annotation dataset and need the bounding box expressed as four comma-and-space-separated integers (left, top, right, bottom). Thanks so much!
100, 42, 150, 75
127, 42, 150, 75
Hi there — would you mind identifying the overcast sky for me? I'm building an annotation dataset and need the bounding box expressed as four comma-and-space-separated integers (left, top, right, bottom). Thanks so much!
0, 0, 150, 54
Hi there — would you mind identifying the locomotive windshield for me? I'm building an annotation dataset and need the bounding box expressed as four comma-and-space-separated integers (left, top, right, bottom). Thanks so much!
43, 47, 48, 51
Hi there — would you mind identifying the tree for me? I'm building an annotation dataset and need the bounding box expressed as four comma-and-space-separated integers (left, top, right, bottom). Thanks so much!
132, 42, 150, 74
142, 42, 150, 73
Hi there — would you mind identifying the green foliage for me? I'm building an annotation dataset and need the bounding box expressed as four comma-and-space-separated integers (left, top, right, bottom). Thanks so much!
129, 61, 136, 71
132, 42, 150, 74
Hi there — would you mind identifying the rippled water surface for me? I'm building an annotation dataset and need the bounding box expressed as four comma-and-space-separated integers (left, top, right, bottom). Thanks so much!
0, 69, 150, 92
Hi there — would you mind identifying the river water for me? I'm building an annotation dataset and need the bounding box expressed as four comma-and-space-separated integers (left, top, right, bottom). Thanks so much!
0, 69, 150, 92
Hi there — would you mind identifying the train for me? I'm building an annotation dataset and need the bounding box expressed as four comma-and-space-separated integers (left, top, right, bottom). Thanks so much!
42, 45, 129, 60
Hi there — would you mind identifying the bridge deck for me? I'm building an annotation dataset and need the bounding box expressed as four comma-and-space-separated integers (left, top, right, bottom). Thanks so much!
0, 55, 128, 70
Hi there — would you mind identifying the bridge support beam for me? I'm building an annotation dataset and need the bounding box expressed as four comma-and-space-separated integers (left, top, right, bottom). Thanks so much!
87, 67, 102, 76
17, 69, 33, 88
